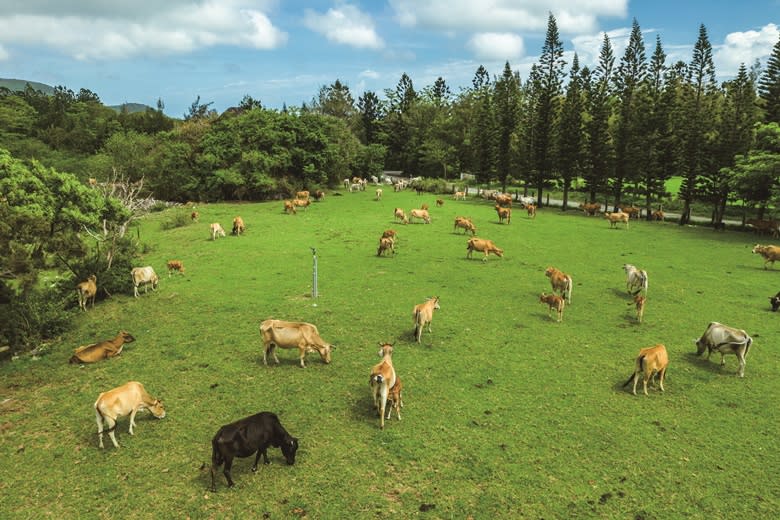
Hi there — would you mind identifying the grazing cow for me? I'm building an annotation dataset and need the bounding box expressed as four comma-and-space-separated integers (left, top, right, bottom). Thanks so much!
495, 194, 512, 207
386, 374, 404, 421
453, 191, 466, 200
752, 244, 780, 269
76, 274, 97, 311
260, 319, 334, 368
284, 200, 297, 214
131, 266, 159, 298
210, 223, 226, 240
620, 205, 641, 219
695, 322, 752, 377
409, 208, 431, 224
651, 210, 665, 221
210, 411, 298, 491
94, 381, 165, 448
296, 190, 309, 200
166, 260, 185, 276
769, 291, 780, 311
350, 183, 362, 192
69, 331, 135, 364
343, 178, 350, 190
436, 199, 444, 207
412, 296, 440, 343
495, 205, 511, 224
605, 211, 630, 229
518, 195, 536, 208
394, 208, 408, 224
377, 237, 396, 257
232, 216, 245, 235
539, 292, 565, 322
369, 343, 397, 429
191, 211, 200, 222
293, 199, 310, 210
629, 295, 646, 323
466, 238, 504, 261
526, 204, 537, 219
454, 216, 477, 236
579, 202, 601, 216
623, 344, 668, 396
313, 190, 325, 201
746, 219, 780, 238
623, 264, 648, 295
375, 188, 383, 200
544, 267, 572, 304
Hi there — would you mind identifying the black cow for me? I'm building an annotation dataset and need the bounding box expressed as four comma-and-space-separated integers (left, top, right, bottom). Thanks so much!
210, 411, 298, 491
770, 292, 780, 311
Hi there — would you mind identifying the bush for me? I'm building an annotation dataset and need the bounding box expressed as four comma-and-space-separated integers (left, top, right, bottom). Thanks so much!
160, 211, 192, 230
0, 288, 71, 354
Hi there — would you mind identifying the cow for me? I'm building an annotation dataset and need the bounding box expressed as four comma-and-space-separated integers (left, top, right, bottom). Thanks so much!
694, 322, 752, 377
166, 260, 185, 276
453, 217, 476, 236
769, 291, 780, 311
605, 211, 630, 229
232, 216, 245, 235
409, 208, 431, 224
296, 190, 309, 201
131, 266, 159, 298
453, 191, 466, 200
210, 223, 226, 240
420, 203, 429, 211
623, 344, 668, 396
629, 294, 646, 323
259, 319, 334, 368
651, 210, 665, 221
386, 374, 404, 421
369, 343, 397, 429
375, 188, 383, 200
544, 267, 572, 304
76, 274, 97, 311
495, 194, 512, 207
518, 195, 536, 208
746, 219, 780, 238
526, 204, 537, 219
377, 237, 396, 257
284, 200, 297, 214
620, 205, 641, 219
94, 381, 165, 448
312, 190, 325, 201
752, 244, 780, 269
495, 205, 511, 224
623, 264, 648, 296
191, 211, 200, 222
69, 331, 135, 364
466, 238, 504, 261
210, 411, 298, 491
436, 199, 444, 207
293, 199, 311, 210
381, 229, 397, 243
394, 208, 408, 224
350, 183, 362, 192
579, 202, 601, 216
412, 296, 440, 343
539, 292, 565, 322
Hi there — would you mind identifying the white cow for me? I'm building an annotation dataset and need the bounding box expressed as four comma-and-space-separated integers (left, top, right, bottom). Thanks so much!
623, 264, 648, 295
695, 322, 753, 377
131, 266, 159, 298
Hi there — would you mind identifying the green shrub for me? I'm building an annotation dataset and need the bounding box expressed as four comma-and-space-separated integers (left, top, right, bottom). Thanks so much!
160, 211, 192, 230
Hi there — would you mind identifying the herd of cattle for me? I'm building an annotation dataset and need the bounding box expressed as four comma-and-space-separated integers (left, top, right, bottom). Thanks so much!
67, 184, 768, 490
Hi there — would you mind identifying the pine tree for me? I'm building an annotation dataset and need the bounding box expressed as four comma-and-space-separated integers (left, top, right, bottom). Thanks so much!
357, 91, 383, 145
556, 53, 585, 210
758, 35, 780, 123
494, 62, 521, 192
583, 33, 615, 203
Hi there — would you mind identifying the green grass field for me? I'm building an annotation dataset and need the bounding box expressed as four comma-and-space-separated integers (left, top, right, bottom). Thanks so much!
1, 190, 779, 519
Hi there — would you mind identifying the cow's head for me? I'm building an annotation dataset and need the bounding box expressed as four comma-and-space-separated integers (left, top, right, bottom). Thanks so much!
494, 247, 504, 258
119, 331, 136, 344
770, 295, 780, 311
317, 344, 333, 364
694, 338, 708, 356
280, 435, 299, 465
149, 399, 166, 419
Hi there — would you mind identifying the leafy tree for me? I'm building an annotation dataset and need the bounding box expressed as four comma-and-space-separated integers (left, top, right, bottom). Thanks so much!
759, 35, 780, 123
317, 79, 355, 120
727, 122, 780, 216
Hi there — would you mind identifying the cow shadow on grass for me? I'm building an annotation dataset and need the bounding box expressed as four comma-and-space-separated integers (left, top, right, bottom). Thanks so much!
682, 351, 732, 376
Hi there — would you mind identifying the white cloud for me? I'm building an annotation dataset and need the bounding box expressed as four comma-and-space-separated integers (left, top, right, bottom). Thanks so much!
360, 69, 380, 79
467, 33, 525, 61
0, 43, 8, 61
389, 0, 627, 34
303, 3, 383, 50
715, 23, 779, 74
0, 1, 287, 60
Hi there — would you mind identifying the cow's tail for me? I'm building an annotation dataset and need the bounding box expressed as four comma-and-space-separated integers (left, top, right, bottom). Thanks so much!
565, 277, 573, 303
623, 355, 645, 387
371, 374, 384, 386
413, 310, 422, 339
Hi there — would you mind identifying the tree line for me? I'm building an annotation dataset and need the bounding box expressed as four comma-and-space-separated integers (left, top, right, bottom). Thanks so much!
1, 14, 780, 352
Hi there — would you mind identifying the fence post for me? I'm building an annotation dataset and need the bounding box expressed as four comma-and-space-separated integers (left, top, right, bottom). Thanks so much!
311, 247, 318, 299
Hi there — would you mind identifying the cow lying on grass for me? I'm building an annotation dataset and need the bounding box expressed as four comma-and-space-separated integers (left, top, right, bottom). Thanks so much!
210, 411, 298, 491
69, 331, 135, 364
94, 381, 165, 448
623, 344, 668, 396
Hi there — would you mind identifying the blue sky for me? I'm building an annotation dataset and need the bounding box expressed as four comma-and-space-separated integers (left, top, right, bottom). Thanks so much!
0, 1, 777, 117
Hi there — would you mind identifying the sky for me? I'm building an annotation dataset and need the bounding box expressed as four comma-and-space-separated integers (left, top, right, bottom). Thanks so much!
0, 1, 778, 117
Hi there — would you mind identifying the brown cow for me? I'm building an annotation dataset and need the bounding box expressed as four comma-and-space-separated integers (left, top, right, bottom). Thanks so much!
260, 319, 335, 368
539, 292, 565, 322
409, 208, 431, 224
752, 244, 780, 269
284, 200, 297, 214
495, 194, 512, 207
544, 267, 572, 304
76, 274, 97, 311
369, 343, 397, 429
232, 216, 245, 235
377, 237, 396, 256
495, 205, 511, 224
605, 211, 629, 229
166, 260, 185, 276
69, 331, 135, 364
651, 210, 665, 221
623, 344, 668, 396
466, 238, 504, 261
526, 204, 537, 219
435, 199, 444, 207
292, 199, 310, 210
412, 296, 440, 343
191, 211, 200, 222
394, 208, 408, 224
94, 381, 165, 448
453, 216, 476, 236
629, 295, 646, 323
620, 205, 641, 219
296, 190, 310, 200
579, 202, 601, 216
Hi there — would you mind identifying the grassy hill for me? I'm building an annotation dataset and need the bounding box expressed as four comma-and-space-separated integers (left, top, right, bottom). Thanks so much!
0, 78, 55, 95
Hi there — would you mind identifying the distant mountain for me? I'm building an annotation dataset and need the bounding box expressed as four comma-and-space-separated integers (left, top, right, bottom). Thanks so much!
0, 78, 55, 95
108, 103, 154, 114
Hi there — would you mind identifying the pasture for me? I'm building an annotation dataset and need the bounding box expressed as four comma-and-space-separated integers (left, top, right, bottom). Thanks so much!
1, 189, 779, 519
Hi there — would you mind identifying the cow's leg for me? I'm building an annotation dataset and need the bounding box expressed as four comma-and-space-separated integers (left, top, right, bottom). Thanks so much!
658, 368, 666, 392
95, 410, 105, 448
379, 386, 389, 429
133, 285, 139, 298
299, 346, 307, 368
106, 417, 119, 448
251, 449, 267, 471
642, 374, 649, 396
223, 456, 235, 487
631, 373, 639, 396
737, 350, 746, 377
719, 351, 726, 366
129, 408, 137, 435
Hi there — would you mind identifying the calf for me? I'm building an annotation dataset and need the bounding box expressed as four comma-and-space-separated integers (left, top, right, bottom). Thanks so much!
526, 204, 537, 219
94, 381, 165, 448
210, 223, 226, 240
436, 199, 444, 207
769, 291, 780, 311
210, 412, 298, 491
375, 188, 383, 200
386, 374, 404, 421
69, 331, 135, 364
232, 216, 245, 235
412, 296, 440, 343
539, 292, 565, 322
166, 260, 185, 276
629, 294, 646, 323
394, 208, 408, 224
377, 237, 396, 257
191, 211, 199, 222
76, 274, 97, 311
369, 343, 397, 429
623, 344, 668, 396
284, 200, 297, 214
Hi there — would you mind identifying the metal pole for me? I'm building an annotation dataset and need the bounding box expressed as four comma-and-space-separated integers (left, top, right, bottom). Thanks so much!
311, 247, 318, 299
